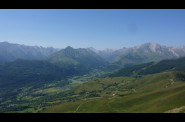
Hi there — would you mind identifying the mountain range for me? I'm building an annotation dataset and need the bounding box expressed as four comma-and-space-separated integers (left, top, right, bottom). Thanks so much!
0, 44, 108, 91
0, 42, 58, 63
1, 41, 185, 113
1, 41, 185, 70
89, 43, 185, 67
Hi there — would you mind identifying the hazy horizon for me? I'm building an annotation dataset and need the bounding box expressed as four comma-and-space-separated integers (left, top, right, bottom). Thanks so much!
1, 41, 185, 51
0, 9, 185, 50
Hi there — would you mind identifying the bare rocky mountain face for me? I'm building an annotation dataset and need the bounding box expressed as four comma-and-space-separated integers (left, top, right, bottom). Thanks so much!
89, 43, 185, 67
0, 42, 59, 63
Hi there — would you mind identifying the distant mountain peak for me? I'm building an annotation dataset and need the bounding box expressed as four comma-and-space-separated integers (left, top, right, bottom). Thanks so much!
87, 47, 98, 53
132, 42, 162, 53
65, 46, 74, 50
0, 41, 58, 63
148, 43, 161, 52
137, 42, 161, 48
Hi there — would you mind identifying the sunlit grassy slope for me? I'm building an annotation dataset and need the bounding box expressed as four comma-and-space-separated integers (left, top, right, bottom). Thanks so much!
42, 71, 185, 113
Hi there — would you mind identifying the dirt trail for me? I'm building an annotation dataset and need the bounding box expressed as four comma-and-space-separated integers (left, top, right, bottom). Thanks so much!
73, 97, 102, 113
165, 106, 185, 113
74, 101, 87, 113
169, 79, 174, 85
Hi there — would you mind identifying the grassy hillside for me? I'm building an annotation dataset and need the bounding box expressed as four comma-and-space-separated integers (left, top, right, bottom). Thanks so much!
42, 71, 185, 113
110, 57, 185, 77
48, 46, 108, 75
0, 59, 74, 90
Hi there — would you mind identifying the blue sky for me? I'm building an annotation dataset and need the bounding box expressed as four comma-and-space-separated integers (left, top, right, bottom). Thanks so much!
0, 9, 185, 49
